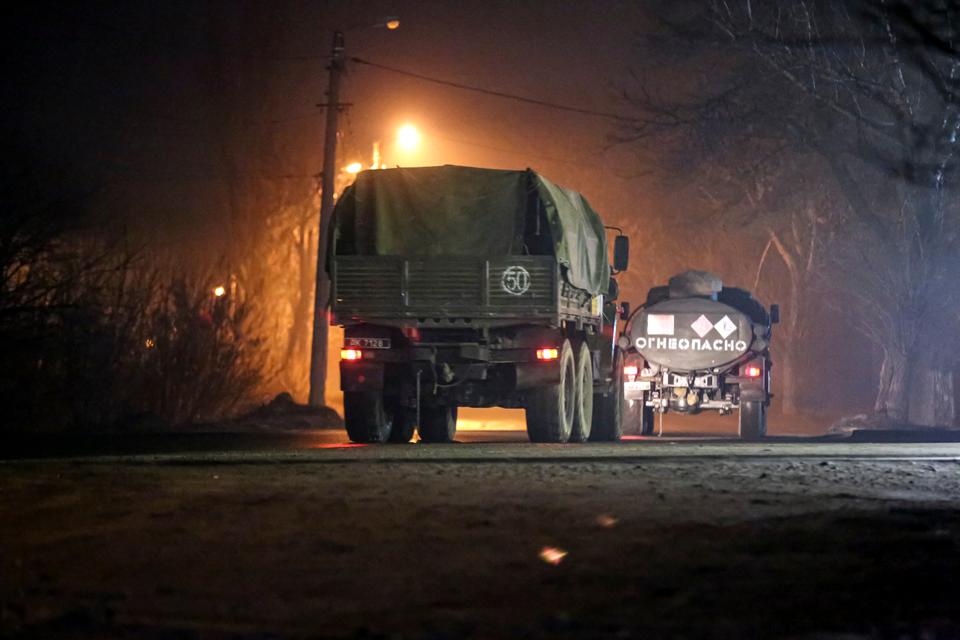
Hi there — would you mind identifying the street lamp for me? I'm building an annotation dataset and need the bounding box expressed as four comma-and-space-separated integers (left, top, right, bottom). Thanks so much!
309, 18, 400, 408
396, 124, 421, 152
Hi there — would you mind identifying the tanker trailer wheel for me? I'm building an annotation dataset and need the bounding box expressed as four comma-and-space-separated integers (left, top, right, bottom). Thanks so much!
343, 391, 393, 443
738, 401, 767, 440
525, 338, 575, 443
418, 405, 458, 443
569, 341, 594, 442
388, 406, 416, 443
590, 348, 623, 442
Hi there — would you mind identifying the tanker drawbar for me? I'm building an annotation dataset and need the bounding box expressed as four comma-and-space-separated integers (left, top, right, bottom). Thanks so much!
621, 270, 779, 440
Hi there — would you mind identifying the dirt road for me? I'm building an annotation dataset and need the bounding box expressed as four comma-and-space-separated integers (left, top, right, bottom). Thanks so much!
2, 434, 960, 638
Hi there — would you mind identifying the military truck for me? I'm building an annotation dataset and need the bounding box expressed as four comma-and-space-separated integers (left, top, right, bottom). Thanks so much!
329, 165, 630, 444
620, 271, 779, 440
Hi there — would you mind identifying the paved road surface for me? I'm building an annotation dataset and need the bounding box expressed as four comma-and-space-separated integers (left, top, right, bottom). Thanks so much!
4, 426, 960, 461
3, 429, 960, 638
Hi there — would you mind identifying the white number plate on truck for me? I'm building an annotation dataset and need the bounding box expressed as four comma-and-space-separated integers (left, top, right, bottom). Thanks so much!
624, 380, 650, 398
346, 337, 391, 349
666, 373, 717, 388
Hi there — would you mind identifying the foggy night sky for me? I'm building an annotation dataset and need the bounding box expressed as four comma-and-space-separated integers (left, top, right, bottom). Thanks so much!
2, 1, 650, 230
1, 1, 879, 412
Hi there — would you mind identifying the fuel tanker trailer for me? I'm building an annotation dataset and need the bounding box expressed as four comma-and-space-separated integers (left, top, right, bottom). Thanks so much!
620, 271, 779, 439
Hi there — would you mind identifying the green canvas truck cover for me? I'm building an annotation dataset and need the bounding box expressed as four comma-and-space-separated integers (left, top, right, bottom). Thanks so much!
332, 165, 610, 295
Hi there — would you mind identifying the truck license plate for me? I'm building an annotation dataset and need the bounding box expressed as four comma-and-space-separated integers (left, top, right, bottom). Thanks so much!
693, 375, 716, 388
624, 380, 650, 398
345, 337, 391, 349
667, 374, 716, 388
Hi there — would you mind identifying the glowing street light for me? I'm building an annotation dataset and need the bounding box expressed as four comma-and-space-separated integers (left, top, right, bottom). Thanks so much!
344, 162, 363, 174
213, 285, 226, 298
384, 17, 400, 30
397, 124, 421, 151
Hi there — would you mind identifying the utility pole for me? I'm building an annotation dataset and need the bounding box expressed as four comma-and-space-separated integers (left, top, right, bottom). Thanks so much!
308, 30, 345, 407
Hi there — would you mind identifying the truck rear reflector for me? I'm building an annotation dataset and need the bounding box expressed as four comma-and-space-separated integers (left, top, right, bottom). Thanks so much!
536, 348, 559, 361
341, 348, 363, 361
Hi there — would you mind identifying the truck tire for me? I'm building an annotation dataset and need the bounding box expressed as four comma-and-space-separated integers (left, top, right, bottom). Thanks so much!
343, 391, 393, 443
639, 396, 656, 436
418, 405, 458, 443
525, 338, 575, 443
388, 407, 416, 443
590, 348, 624, 442
739, 401, 767, 440
570, 341, 593, 442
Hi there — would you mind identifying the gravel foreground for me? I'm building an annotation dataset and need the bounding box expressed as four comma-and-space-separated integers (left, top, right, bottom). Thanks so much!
2, 445, 960, 639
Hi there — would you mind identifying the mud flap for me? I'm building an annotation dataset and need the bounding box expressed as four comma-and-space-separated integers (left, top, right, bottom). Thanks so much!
739, 382, 766, 403
341, 362, 385, 392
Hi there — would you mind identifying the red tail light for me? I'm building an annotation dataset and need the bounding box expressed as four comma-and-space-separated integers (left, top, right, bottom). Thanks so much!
340, 348, 362, 361
623, 365, 639, 377
536, 347, 559, 361
403, 327, 420, 341
744, 364, 762, 378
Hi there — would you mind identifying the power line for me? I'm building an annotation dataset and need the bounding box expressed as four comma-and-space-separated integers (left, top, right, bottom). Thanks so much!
350, 57, 637, 122
102, 169, 319, 183
428, 132, 607, 171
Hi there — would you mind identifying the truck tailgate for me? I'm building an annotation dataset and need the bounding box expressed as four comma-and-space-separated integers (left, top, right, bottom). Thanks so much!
332, 256, 558, 321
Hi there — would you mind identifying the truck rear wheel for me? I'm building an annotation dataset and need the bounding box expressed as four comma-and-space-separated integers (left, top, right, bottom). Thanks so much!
343, 391, 393, 443
739, 401, 767, 440
525, 338, 575, 443
570, 341, 593, 442
590, 348, 623, 442
388, 407, 416, 443
418, 405, 458, 443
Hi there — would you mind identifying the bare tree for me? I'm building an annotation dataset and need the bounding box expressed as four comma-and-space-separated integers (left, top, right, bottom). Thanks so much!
195, 2, 322, 402
699, 147, 837, 415
618, 75, 834, 415
756, 205, 829, 415
623, 0, 960, 425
